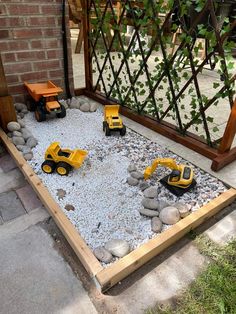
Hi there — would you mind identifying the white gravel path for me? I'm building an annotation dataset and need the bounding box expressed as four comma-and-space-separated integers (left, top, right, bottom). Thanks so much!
23, 105, 227, 252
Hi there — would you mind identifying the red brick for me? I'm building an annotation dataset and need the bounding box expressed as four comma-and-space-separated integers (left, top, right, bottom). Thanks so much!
0, 42, 8, 51
7, 4, 40, 15
16, 184, 42, 213
47, 49, 63, 59
49, 69, 64, 78
20, 71, 48, 82
0, 4, 7, 16
2, 53, 16, 63
26, 16, 56, 27
16, 50, 46, 61
13, 29, 42, 39
0, 29, 10, 39
31, 39, 59, 49
40, 5, 61, 15
42, 29, 62, 38
13, 94, 25, 103
6, 74, 20, 84
8, 41, 29, 51
33, 60, 60, 71
8, 84, 25, 95
4, 62, 32, 74
0, 17, 26, 27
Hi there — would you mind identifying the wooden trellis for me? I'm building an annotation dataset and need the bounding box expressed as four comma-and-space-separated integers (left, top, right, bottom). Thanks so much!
77, 0, 236, 171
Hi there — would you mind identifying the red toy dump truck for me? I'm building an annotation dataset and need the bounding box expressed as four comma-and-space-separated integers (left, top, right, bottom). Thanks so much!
24, 81, 66, 122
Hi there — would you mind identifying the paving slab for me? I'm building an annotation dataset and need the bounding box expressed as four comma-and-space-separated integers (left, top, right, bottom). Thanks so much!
0, 225, 97, 314
16, 184, 42, 213
0, 168, 26, 194
0, 154, 17, 173
0, 191, 26, 222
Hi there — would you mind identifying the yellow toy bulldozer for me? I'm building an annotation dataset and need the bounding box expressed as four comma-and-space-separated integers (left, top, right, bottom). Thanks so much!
144, 158, 196, 196
41, 142, 88, 176
103, 105, 126, 136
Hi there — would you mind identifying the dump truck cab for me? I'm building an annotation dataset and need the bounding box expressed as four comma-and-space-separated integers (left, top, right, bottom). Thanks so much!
103, 105, 126, 136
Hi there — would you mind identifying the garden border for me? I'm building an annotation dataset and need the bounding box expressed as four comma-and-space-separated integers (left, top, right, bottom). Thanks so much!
1, 128, 236, 292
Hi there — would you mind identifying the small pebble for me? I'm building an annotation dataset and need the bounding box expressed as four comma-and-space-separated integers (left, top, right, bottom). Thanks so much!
94, 246, 113, 263
127, 176, 139, 186
151, 217, 163, 233
131, 171, 144, 180
127, 164, 137, 172
159, 206, 180, 225
105, 239, 130, 258
143, 186, 158, 198
141, 198, 159, 210
139, 207, 159, 217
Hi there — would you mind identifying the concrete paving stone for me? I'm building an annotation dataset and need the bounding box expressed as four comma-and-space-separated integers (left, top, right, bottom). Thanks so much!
0, 191, 26, 222
0, 225, 97, 314
0, 154, 17, 173
0, 168, 26, 194
205, 207, 236, 245
16, 184, 42, 213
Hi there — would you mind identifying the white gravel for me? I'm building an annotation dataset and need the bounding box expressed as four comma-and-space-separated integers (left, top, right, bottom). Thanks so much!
23, 104, 227, 252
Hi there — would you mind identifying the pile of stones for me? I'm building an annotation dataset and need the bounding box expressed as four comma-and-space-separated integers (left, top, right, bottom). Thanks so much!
127, 164, 191, 233
94, 239, 130, 264
67, 96, 99, 113
7, 105, 38, 161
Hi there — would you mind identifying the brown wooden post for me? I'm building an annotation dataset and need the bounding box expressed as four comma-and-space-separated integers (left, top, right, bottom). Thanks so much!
0, 54, 17, 132
81, 0, 93, 90
218, 99, 236, 153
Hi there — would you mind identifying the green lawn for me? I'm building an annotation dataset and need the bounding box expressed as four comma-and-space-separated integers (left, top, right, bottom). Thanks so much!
147, 237, 236, 314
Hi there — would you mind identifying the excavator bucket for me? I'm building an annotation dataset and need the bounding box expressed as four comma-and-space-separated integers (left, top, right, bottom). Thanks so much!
144, 166, 152, 180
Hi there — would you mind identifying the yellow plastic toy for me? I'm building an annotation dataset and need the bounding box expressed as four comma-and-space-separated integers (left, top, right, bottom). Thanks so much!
24, 81, 66, 122
144, 158, 195, 195
41, 142, 88, 176
103, 105, 126, 136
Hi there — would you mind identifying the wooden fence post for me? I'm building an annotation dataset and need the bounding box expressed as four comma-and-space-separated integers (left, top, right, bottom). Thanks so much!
0, 54, 17, 132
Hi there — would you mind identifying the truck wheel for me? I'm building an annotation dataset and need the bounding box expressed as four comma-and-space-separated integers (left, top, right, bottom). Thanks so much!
26, 100, 36, 112
35, 108, 46, 122
56, 162, 71, 176
103, 121, 106, 132
56, 104, 66, 118
105, 124, 111, 136
41, 160, 56, 174
120, 125, 126, 136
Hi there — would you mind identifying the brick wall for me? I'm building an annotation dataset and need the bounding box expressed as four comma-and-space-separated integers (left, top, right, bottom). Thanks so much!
0, 0, 74, 102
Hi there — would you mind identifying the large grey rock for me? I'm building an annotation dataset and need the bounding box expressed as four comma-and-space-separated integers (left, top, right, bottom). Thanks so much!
159, 206, 180, 225
127, 176, 139, 186
131, 171, 144, 180
14, 103, 27, 112
12, 131, 22, 137
105, 239, 130, 258
16, 145, 25, 152
21, 128, 32, 140
127, 164, 137, 173
157, 200, 172, 211
89, 102, 99, 112
17, 119, 25, 128
143, 186, 158, 198
93, 246, 113, 263
26, 137, 38, 148
70, 97, 81, 109
22, 146, 32, 155
139, 181, 149, 191
7, 121, 21, 132
80, 102, 90, 112
141, 198, 159, 210
24, 153, 33, 161
175, 202, 191, 218
12, 136, 25, 146
139, 208, 159, 217
151, 217, 163, 233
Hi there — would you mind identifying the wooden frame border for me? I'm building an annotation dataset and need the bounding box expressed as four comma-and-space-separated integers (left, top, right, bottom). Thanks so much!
1, 128, 236, 292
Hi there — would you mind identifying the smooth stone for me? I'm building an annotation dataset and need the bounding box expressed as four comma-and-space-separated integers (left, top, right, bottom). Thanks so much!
127, 164, 137, 172
80, 102, 90, 112
7, 132, 13, 138
14, 103, 27, 112
69, 97, 81, 109
127, 176, 139, 186
26, 137, 38, 148
139, 207, 159, 217
175, 202, 191, 218
23, 153, 33, 161
7, 121, 21, 132
21, 128, 32, 140
141, 198, 159, 210
131, 171, 144, 180
16, 145, 25, 152
143, 186, 158, 198
159, 206, 180, 225
17, 120, 25, 128
18, 112, 25, 119
157, 200, 172, 211
105, 239, 130, 258
22, 147, 32, 154
139, 181, 149, 191
12, 136, 25, 146
93, 246, 113, 263
151, 217, 163, 233
89, 102, 99, 112
12, 131, 22, 137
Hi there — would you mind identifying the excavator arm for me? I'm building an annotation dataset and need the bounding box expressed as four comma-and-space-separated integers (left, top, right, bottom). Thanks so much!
144, 158, 180, 180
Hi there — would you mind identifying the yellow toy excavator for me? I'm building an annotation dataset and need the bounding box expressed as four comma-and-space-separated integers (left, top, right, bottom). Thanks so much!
144, 158, 196, 196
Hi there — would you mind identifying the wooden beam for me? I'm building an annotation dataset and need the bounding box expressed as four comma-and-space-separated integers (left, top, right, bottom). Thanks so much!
0, 54, 8, 97
96, 188, 236, 291
0, 129, 103, 277
211, 146, 236, 171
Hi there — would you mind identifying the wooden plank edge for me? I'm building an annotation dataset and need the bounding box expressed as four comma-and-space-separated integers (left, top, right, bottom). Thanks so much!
0, 128, 103, 277
211, 146, 236, 171
96, 188, 236, 291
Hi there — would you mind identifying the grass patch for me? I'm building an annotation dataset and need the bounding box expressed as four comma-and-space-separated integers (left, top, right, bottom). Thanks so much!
147, 237, 236, 314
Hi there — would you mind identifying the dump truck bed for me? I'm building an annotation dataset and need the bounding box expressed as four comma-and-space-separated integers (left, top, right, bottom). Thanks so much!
69, 149, 88, 168
24, 81, 63, 102
104, 105, 120, 118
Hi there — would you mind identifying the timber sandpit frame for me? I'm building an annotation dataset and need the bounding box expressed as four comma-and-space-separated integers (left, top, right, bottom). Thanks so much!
1, 128, 236, 292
